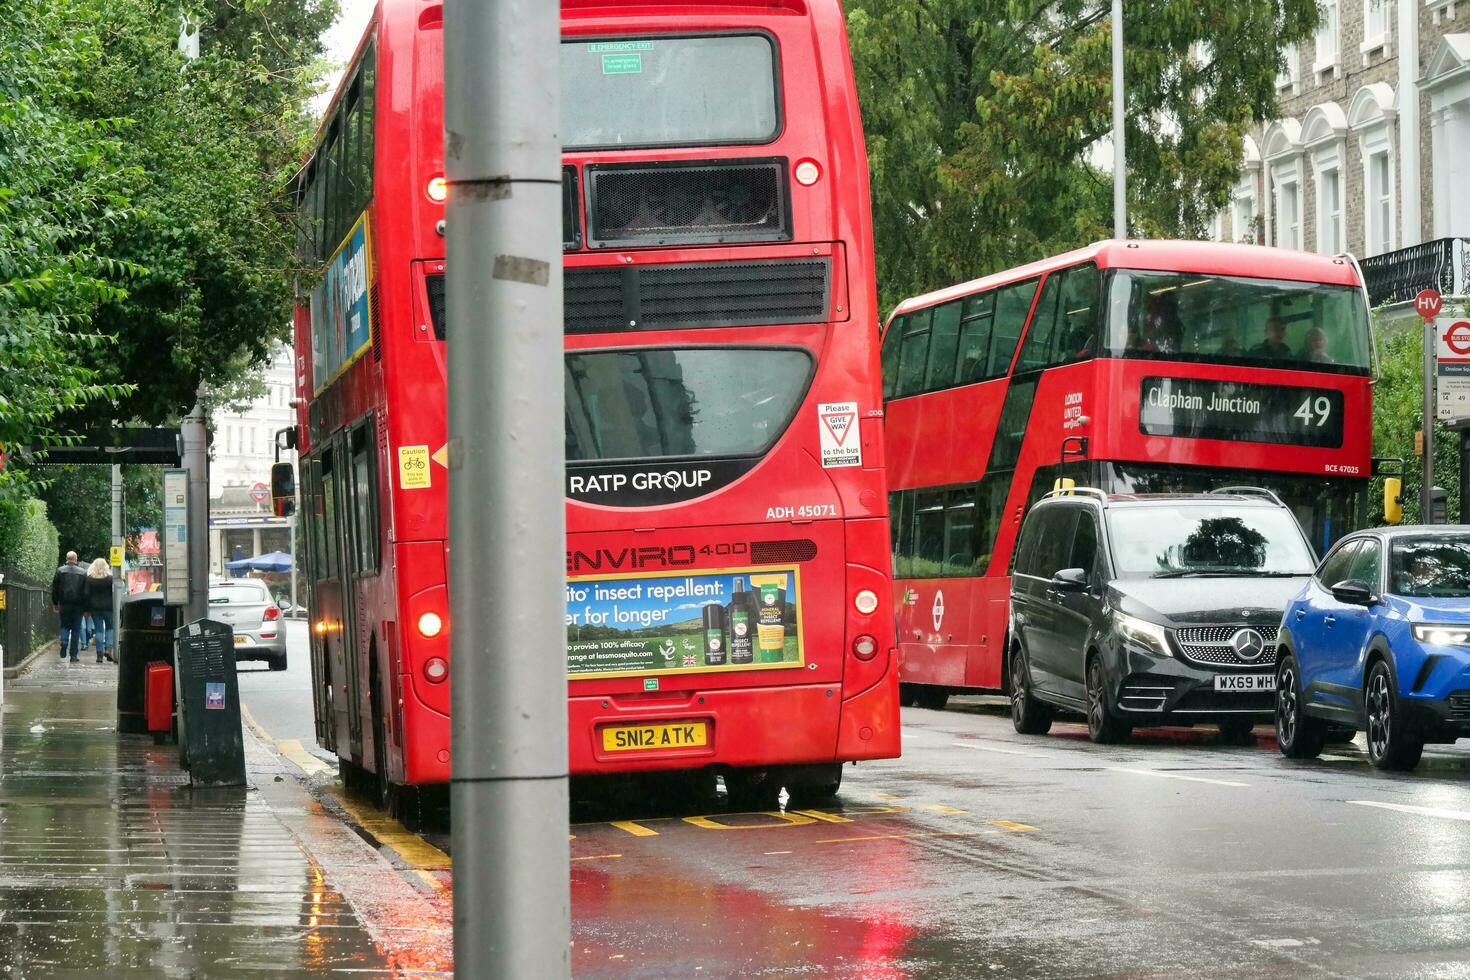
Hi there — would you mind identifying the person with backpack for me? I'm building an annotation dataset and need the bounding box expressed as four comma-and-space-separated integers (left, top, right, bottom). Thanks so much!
85, 558, 117, 664
50, 551, 88, 663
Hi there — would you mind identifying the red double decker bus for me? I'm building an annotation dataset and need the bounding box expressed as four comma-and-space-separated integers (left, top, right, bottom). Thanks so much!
290, 0, 898, 807
880, 241, 1375, 709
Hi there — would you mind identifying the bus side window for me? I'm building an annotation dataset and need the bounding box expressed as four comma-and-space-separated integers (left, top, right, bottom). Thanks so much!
956, 293, 995, 386
321, 449, 339, 580
913, 490, 946, 578
975, 473, 1010, 575
881, 316, 904, 401
990, 278, 1038, 377
895, 308, 932, 397
942, 488, 977, 576
350, 422, 379, 575
925, 301, 963, 391
1015, 272, 1062, 372
1057, 264, 1100, 360
893, 490, 916, 579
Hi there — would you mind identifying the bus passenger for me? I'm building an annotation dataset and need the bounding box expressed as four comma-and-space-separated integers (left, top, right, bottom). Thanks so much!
1300, 327, 1329, 363
1252, 317, 1291, 358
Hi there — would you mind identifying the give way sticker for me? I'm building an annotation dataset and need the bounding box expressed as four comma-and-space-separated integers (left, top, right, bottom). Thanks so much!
818, 402, 862, 468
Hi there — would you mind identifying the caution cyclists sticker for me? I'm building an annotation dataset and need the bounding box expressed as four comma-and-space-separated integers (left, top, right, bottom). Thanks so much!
818, 402, 862, 468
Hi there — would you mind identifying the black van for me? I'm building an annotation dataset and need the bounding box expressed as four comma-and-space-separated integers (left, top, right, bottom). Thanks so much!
1008, 487, 1318, 743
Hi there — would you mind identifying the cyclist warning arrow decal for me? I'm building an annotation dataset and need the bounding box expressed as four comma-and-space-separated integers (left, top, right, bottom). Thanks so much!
432, 444, 450, 468
818, 402, 862, 468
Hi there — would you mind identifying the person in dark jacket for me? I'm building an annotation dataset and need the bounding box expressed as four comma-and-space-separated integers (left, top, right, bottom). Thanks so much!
85, 558, 116, 664
50, 551, 88, 662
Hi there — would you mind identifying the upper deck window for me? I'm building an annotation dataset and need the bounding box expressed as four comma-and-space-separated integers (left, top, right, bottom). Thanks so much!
562, 34, 780, 150
1104, 270, 1370, 374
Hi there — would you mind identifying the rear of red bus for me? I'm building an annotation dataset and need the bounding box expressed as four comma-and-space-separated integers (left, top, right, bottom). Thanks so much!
558, 0, 898, 793
297, 0, 899, 796
881, 241, 1374, 701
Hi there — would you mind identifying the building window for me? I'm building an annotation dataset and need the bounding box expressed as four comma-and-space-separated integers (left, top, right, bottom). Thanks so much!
1313, 0, 1339, 76
1278, 180, 1301, 250
1317, 168, 1343, 254
1368, 151, 1394, 254
1277, 44, 1300, 94
1232, 194, 1256, 243
1361, 0, 1391, 59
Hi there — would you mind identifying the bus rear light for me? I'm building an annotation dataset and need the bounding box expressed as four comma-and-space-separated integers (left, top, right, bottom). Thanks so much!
417, 611, 444, 638
852, 634, 878, 661
794, 159, 822, 186
423, 657, 449, 683
854, 589, 879, 615
426, 176, 448, 203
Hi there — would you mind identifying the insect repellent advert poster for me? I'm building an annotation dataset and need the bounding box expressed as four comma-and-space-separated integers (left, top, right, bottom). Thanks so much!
566, 567, 804, 679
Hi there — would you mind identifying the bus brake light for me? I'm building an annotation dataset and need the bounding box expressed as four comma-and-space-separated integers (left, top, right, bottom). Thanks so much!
423, 657, 449, 683
417, 611, 444, 638
852, 635, 878, 661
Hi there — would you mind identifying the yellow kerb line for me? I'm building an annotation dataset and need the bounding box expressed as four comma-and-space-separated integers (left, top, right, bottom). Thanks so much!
571, 853, 623, 862
327, 786, 452, 870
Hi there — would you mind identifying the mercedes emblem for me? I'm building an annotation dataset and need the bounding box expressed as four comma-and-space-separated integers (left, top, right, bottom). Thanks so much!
1230, 628, 1266, 662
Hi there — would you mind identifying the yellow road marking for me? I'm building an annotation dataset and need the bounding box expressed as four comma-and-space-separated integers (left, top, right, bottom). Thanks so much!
683, 811, 817, 830
988, 820, 1038, 832
571, 853, 622, 862
925, 804, 966, 814
327, 786, 452, 870
276, 739, 334, 776
816, 831, 983, 844
870, 792, 902, 801
792, 809, 853, 824
610, 820, 660, 837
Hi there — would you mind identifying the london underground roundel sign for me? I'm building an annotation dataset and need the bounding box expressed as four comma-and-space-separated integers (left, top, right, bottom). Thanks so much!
1444, 322, 1470, 357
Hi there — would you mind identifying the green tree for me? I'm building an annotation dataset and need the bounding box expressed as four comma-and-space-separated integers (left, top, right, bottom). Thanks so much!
846, 0, 1319, 311
1372, 315, 1463, 525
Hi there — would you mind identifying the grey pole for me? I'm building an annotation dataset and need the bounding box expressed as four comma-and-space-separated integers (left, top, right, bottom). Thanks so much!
181, 388, 210, 623
1425, 322, 1437, 522
111, 463, 123, 638
1111, 0, 1126, 239
443, 1, 570, 977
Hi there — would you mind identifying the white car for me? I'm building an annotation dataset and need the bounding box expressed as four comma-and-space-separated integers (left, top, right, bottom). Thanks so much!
208, 579, 287, 670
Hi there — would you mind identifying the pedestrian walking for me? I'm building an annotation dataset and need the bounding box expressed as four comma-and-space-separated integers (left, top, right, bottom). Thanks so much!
85, 558, 116, 664
50, 551, 88, 663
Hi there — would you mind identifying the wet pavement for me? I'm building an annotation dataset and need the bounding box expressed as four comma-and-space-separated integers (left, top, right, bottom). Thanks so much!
0, 652, 450, 978
568, 697, 1470, 979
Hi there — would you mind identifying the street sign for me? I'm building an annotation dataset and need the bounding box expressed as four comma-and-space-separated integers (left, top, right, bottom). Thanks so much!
249, 481, 269, 504
162, 469, 190, 606
1438, 319, 1470, 425
109, 545, 124, 568
1417, 289, 1444, 321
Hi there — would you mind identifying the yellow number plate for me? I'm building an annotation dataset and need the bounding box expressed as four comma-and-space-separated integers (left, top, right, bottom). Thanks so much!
233, 635, 247, 646
601, 721, 708, 752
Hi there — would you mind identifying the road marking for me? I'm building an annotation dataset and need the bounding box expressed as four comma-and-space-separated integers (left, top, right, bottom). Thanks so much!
276, 739, 333, 776
571, 853, 622, 862
815, 822, 1036, 845
326, 786, 452, 870
1104, 766, 1248, 788
925, 804, 966, 815
1348, 800, 1470, 822
764, 850, 793, 855
610, 820, 660, 837
988, 820, 1039, 832
683, 812, 817, 830
870, 791, 902, 801
951, 741, 1044, 757
793, 809, 854, 824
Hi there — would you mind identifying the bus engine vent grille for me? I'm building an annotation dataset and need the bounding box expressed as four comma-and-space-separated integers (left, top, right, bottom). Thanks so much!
564, 258, 829, 333
585, 158, 791, 248
370, 281, 383, 361
562, 164, 581, 251
749, 539, 818, 564
426, 273, 447, 340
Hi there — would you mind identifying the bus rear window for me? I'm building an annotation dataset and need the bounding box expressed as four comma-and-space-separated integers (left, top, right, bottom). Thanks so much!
561, 35, 780, 149
565, 348, 811, 462
1105, 271, 1370, 373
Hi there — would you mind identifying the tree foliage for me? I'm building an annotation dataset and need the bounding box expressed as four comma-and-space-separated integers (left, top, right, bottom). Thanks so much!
846, 0, 1319, 311
1372, 314, 1465, 525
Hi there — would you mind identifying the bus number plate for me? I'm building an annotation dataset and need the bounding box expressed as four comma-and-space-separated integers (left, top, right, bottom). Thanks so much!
602, 721, 708, 752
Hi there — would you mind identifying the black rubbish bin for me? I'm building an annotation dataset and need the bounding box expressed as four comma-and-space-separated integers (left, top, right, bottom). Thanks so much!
117, 594, 181, 734
174, 618, 246, 787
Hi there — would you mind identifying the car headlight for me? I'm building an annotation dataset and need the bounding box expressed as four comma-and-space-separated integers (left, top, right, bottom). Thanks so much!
1412, 624, 1470, 646
1114, 612, 1173, 658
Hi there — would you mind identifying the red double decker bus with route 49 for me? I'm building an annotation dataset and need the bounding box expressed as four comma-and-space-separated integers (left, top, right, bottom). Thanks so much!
880, 241, 1377, 709
289, 0, 899, 809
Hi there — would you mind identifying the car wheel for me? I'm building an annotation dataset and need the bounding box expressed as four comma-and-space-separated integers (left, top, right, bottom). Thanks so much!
1276, 654, 1324, 759
1217, 719, 1257, 746
1364, 660, 1424, 771
913, 686, 949, 711
1085, 655, 1130, 744
1009, 646, 1053, 736
897, 683, 920, 708
269, 654, 288, 672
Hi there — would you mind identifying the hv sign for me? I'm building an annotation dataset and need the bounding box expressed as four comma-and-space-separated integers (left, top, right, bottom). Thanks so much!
1436, 318, 1470, 424
817, 402, 862, 468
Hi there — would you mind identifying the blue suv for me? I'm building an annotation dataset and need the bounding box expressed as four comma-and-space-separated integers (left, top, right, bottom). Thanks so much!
1276, 527, 1470, 770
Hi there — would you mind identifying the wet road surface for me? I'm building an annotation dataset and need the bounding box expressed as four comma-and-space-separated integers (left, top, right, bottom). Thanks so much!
0, 652, 450, 978
567, 697, 1470, 978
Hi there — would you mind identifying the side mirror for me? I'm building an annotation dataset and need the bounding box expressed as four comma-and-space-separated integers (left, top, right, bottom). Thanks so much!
1051, 567, 1088, 592
270, 461, 297, 517
1383, 477, 1403, 525
1330, 579, 1377, 606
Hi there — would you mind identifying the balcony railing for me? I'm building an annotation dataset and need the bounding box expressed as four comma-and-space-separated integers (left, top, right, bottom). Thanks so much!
1360, 237, 1470, 308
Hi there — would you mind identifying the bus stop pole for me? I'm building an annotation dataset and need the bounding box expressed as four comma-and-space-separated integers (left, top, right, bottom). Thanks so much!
181, 388, 210, 624
443, 1, 570, 977
1424, 320, 1436, 522
1111, 0, 1126, 239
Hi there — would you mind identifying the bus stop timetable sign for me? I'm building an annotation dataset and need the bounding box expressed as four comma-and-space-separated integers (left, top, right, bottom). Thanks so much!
1436, 319, 1470, 426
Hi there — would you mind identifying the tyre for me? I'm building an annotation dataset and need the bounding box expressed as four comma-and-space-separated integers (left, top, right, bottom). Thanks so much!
1085, 655, 1131, 744
269, 654, 288, 672
913, 686, 950, 711
1276, 654, 1325, 759
785, 763, 843, 805
898, 683, 920, 708
1217, 719, 1257, 746
1364, 660, 1424, 771
1009, 646, 1053, 735
723, 768, 782, 811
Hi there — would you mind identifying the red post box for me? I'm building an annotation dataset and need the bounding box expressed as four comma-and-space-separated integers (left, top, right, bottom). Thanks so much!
145, 662, 174, 735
